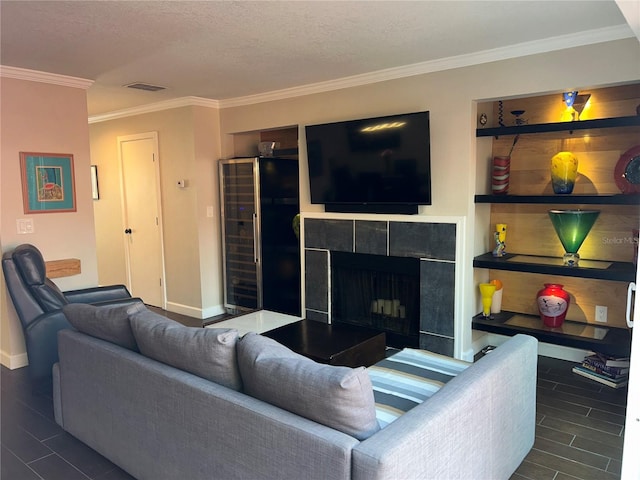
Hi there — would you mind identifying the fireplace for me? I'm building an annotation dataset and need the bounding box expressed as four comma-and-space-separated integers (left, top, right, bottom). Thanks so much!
331, 252, 420, 348
303, 216, 459, 356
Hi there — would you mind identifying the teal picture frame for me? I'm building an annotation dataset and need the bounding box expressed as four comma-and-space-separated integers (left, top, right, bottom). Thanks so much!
20, 152, 76, 213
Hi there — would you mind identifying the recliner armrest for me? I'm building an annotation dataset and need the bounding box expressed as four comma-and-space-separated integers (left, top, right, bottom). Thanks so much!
90, 297, 144, 308
24, 310, 73, 391
64, 285, 132, 304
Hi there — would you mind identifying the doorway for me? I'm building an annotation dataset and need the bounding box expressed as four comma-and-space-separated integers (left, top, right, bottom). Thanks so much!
117, 132, 166, 308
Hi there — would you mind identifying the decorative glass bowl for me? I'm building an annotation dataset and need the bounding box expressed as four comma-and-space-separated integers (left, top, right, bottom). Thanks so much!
548, 210, 600, 267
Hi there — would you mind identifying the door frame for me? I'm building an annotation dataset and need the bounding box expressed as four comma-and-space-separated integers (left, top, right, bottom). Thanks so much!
117, 131, 167, 309
622, 273, 639, 478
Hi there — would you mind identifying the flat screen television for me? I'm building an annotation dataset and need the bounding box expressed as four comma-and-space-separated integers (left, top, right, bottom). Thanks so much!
305, 110, 431, 214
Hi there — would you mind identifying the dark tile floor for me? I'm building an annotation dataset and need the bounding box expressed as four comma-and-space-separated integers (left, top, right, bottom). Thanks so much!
511, 356, 628, 480
1, 309, 629, 480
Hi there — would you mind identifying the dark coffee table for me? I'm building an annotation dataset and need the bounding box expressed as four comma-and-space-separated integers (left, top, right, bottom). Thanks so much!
264, 319, 386, 368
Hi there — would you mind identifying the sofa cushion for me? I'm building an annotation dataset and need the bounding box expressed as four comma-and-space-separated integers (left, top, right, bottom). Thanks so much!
62, 302, 146, 351
237, 332, 380, 440
130, 309, 242, 391
368, 348, 471, 427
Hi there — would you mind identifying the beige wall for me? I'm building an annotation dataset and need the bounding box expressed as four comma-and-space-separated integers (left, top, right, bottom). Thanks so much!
89, 105, 223, 318
221, 39, 640, 217
1, 77, 96, 368
89, 38, 640, 357
192, 107, 224, 314
3, 38, 638, 365
218, 38, 640, 358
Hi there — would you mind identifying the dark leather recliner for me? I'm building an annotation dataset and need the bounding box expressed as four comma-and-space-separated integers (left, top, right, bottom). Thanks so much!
2, 243, 141, 391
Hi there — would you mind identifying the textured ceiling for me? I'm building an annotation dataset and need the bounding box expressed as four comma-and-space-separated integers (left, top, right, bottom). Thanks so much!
0, 1, 635, 116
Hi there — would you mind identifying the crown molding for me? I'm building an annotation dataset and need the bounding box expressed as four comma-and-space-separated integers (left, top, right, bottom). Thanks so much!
0, 65, 93, 89
88, 96, 220, 124
84, 23, 634, 119
218, 24, 633, 108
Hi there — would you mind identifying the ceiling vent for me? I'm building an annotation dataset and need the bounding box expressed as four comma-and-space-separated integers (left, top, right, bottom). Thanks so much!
124, 82, 167, 92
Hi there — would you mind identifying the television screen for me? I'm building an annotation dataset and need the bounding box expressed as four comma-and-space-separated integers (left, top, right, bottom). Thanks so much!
305, 111, 431, 211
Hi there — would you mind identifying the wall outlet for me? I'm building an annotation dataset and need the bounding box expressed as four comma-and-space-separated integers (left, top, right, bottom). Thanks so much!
595, 305, 608, 323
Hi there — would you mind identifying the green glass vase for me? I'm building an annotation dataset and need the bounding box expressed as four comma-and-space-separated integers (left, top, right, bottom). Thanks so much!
548, 210, 600, 267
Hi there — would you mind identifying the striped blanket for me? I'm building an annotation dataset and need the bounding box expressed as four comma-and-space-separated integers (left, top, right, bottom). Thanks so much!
368, 348, 471, 428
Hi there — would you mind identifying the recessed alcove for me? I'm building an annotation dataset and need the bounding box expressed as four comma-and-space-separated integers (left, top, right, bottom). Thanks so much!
331, 251, 420, 348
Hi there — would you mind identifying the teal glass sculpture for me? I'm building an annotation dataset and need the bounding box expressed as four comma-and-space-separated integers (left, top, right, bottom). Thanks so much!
548, 209, 600, 267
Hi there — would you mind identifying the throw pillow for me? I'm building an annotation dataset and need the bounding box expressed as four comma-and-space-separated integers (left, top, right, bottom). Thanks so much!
368, 347, 471, 428
237, 332, 380, 440
130, 309, 242, 391
62, 302, 146, 351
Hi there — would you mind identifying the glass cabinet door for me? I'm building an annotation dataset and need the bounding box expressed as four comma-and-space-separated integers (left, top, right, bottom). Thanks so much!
219, 159, 261, 311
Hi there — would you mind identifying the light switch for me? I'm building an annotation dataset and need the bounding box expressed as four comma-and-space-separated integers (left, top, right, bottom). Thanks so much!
17, 219, 34, 234
206, 206, 214, 218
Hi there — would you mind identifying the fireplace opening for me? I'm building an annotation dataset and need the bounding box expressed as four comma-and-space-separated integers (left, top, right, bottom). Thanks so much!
331, 251, 420, 348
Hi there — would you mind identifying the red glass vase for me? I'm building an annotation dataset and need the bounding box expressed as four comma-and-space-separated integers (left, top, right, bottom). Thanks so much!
536, 283, 570, 328
491, 156, 511, 195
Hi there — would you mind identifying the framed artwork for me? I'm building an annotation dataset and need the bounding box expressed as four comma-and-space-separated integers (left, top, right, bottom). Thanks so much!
20, 152, 76, 213
90, 165, 100, 200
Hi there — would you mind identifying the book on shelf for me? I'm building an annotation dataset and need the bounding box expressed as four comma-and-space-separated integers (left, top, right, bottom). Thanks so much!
572, 365, 629, 389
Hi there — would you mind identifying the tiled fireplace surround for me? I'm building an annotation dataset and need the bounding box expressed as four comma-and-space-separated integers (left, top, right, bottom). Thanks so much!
302, 215, 458, 356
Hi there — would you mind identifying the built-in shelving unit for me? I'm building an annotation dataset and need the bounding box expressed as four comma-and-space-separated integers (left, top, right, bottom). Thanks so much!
473, 312, 631, 356
473, 252, 636, 282
476, 115, 640, 137
475, 194, 640, 205
472, 84, 640, 354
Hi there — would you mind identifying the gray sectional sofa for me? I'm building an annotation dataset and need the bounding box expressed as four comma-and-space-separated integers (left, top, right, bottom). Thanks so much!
53, 303, 537, 480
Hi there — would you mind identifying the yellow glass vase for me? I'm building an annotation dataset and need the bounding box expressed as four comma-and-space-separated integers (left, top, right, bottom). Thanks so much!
479, 283, 496, 318
550, 152, 578, 194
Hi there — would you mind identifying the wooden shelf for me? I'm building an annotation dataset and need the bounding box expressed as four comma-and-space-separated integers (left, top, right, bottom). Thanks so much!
472, 311, 631, 357
271, 148, 299, 157
475, 194, 640, 205
476, 115, 640, 138
473, 252, 636, 282
45, 258, 81, 278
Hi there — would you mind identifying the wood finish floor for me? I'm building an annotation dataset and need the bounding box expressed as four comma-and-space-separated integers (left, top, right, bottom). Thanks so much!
0, 309, 629, 479
511, 356, 628, 480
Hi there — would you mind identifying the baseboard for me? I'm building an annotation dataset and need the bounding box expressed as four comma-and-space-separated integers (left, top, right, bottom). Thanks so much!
460, 348, 475, 363
165, 302, 225, 320
537, 342, 590, 362
201, 304, 226, 319
0, 350, 28, 369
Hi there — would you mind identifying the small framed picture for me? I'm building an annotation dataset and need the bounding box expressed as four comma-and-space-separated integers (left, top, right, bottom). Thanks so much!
20, 152, 76, 214
91, 165, 100, 200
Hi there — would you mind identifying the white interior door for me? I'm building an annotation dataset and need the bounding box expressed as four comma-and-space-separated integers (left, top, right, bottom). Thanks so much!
118, 132, 166, 308
622, 268, 640, 479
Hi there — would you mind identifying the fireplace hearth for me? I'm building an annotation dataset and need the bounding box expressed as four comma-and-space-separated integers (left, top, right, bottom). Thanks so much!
332, 251, 420, 348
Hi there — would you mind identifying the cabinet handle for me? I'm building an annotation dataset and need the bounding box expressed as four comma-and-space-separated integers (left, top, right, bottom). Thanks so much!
124, 228, 132, 234
626, 282, 635, 328
252, 214, 258, 263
